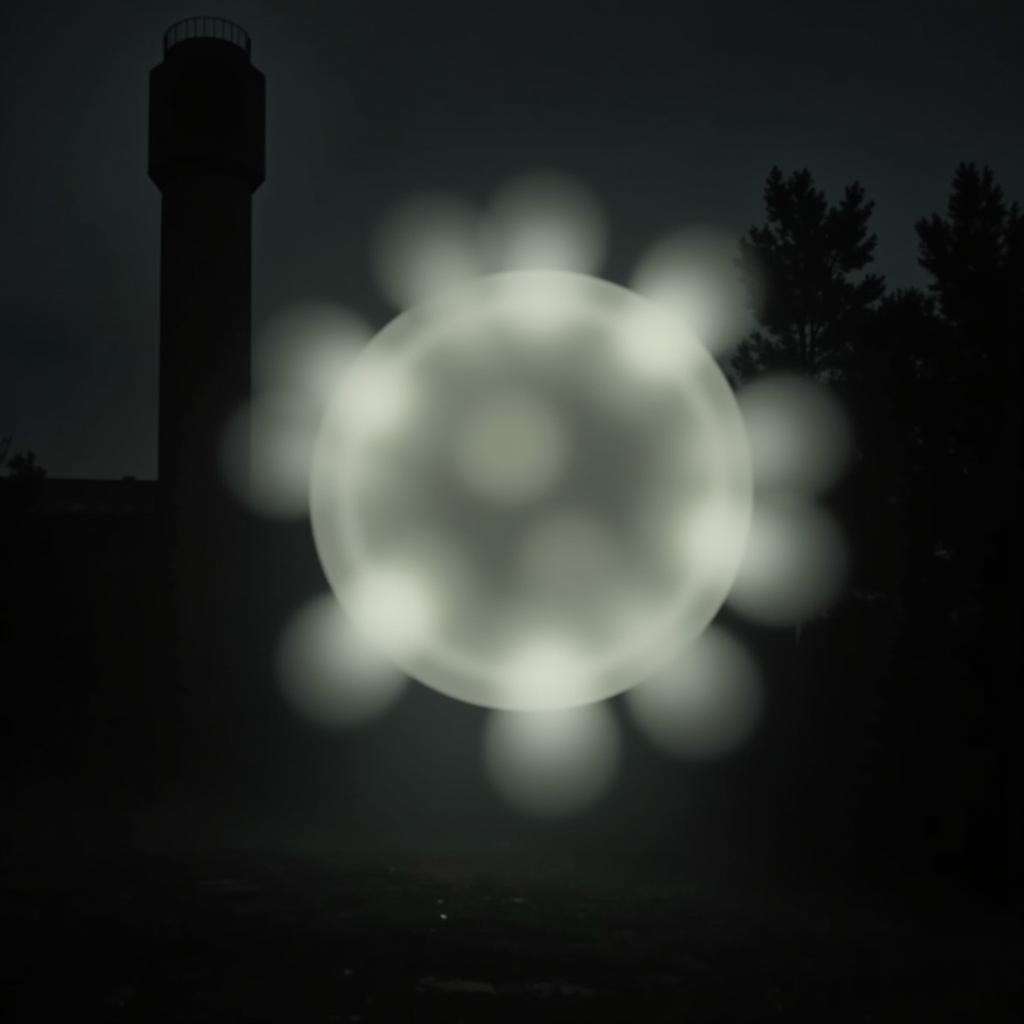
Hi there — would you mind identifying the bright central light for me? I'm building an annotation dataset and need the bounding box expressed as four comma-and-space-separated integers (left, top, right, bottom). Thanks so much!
238, 175, 852, 815
310, 270, 753, 711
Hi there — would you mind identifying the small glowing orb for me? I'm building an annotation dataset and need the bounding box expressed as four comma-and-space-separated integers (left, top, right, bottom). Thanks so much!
373, 196, 482, 309
727, 496, 847, 625
344, 562, 440, 658
220, 391, 320, 519
610, 305, 690, 379
626, 626, 762, 759
277, 593, 407, 727
737, 374, 851, 495
223, 304, 371, 520
494, 271, 582, 336
494, 630, 593, 708
341, 356, 418, 440
483, 703, 620, 817
310, 271, 753, 710
255, 303, 371, 410
631, 228, 759, 357
485, 173, 606, 275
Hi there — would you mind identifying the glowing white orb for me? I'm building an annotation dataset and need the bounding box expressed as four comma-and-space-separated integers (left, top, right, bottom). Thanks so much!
310, 270, 753, 710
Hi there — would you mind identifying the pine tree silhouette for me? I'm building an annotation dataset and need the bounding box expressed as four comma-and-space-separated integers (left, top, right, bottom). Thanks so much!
732, 166, 885, 382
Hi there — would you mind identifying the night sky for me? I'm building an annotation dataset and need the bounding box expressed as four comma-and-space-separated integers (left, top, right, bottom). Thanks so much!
1, 0, 1021, 479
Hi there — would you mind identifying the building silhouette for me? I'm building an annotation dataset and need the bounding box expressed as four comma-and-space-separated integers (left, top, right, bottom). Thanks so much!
0, 19, 267, 798
148, 18, 265, 694
149, 17, 264, 565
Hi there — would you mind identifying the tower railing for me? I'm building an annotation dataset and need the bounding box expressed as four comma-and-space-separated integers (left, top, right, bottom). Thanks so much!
163, 17, 252, 57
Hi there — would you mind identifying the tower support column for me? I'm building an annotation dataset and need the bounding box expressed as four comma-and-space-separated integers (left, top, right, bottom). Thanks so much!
148, 20, 265, 786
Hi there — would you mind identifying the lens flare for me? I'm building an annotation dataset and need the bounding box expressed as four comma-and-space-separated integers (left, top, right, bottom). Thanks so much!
220, 391, 319, 519
493, 629, 594, 709
310, 271, 753, 711
727, 496, 847, 625
344, 562, 440, 658
273, 177, 857, 813
608, 303, 698, 380
247, 172, 864, 815
373, 195, 482, 310
483, 703, 620, 817
340, 353, 420, 442
255, 303, 371, 410
626, 626, 762, 759
222, 303, 374, 519
277, 593, 407, 727
485, 172, 606, 274
738, 374, 851, 494
631, 227, 758, 357
676, 492, 753, 580
492, 270, 585, 336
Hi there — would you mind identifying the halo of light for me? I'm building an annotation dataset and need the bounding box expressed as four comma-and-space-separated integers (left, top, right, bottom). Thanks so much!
344, 560, 441, 659
310, 270, 753, 710
727, 496, 847, 625
254, 303, 371, 410
483, 703, 620, 816
492, 628, 594, 708
491, 270, 584, 336
337, 351, 420, 443
485, 172, 606, 274
608, 302, 700, 380
220, 390, 319, 519
626, 625, 763, 759
631, 227, 758, 357
277, 593, 407, 727
738, 374, 851, 494
373, 195, 482, 310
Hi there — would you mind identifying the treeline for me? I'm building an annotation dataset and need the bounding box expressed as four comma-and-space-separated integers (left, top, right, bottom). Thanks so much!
734, 162, 1019, 623
732, 163, 1021, 897
0, 437, 46, 480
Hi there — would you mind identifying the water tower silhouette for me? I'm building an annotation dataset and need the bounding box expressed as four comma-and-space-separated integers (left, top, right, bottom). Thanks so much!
148, 18, 264, 697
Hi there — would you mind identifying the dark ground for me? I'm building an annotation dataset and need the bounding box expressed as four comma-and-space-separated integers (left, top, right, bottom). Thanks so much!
5, 794, 1023, 1023
3, 486, 1022, 1021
